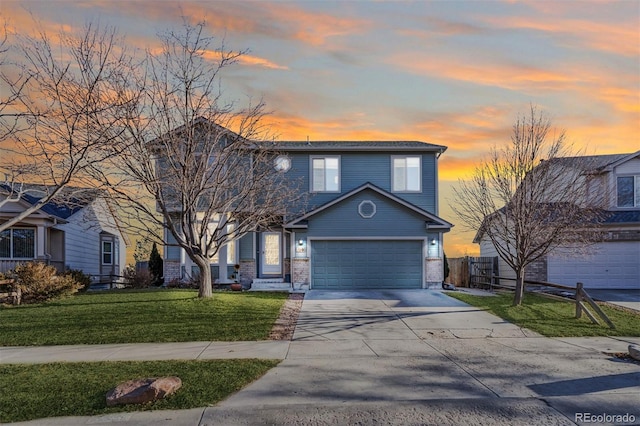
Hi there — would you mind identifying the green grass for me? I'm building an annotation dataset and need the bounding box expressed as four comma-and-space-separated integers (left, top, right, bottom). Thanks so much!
447, 292, 640, 337
0, 359, 278, 423
0, 289, 288, 346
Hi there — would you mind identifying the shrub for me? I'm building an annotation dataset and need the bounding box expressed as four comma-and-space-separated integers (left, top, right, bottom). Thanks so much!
65, 269, 93, 292
123, 265, 152, 288
12, 262, 81, 303
148, 243, 164, 286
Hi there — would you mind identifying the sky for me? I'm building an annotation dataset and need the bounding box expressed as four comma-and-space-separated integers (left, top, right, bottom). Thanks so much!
2, 0, 639, 258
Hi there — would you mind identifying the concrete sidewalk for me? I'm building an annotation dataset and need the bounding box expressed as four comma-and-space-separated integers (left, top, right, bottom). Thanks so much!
4, 289, 640, 426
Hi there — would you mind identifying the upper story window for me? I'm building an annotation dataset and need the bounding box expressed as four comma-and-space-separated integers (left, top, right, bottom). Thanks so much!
311, 156, 340, 192
0, 228, 35, 259
617, 175, 640, 208
392, 156, 421, 192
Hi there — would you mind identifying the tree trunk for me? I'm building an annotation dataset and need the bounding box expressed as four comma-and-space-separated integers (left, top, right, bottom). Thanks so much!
193, 255, 213, 298
513, 270, 525, 306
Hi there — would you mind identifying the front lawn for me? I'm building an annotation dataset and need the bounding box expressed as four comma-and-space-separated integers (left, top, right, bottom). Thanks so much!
0, 289, 288, 346
0, 359, 278, 423
447, 291, 640, 337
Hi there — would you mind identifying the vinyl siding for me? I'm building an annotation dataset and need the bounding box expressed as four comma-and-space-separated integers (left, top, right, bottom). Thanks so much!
284, 151, 438, 217
308, 188, 429, 238
61, 199, 126, 276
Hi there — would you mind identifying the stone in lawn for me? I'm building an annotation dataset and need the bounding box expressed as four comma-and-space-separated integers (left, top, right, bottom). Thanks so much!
106, 376, 182, 406
629, 345, 640, 361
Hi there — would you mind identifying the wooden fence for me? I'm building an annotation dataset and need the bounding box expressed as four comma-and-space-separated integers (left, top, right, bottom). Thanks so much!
481, 275, 615, 329
0, 279, 21, 305
447, 256, 499, 288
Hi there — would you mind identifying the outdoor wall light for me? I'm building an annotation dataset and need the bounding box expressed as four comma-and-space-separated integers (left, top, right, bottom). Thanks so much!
298, 239, 304, 246
430, 238, 437, 246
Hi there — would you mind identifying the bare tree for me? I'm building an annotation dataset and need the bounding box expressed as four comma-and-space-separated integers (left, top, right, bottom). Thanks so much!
102, 21, 301, 298
451, 106, 606, 306
0, 21, 136, 231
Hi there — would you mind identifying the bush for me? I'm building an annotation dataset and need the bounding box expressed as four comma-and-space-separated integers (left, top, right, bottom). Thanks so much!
148, 243, 164, 286
65, 269, 92, 292
123, 265, 152, 288
11, 262, 81, 303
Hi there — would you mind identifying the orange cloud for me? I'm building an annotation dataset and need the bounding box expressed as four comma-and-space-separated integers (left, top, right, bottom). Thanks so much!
488, 13, 639, 57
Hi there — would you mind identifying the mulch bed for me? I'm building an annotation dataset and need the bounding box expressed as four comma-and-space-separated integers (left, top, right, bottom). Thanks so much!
268, 293, 304, 340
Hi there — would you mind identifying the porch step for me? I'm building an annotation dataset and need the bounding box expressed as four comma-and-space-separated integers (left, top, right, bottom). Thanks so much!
250, 278, 291, 292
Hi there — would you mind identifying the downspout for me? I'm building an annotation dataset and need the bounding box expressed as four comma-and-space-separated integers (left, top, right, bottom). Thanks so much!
283, 228, 293, 290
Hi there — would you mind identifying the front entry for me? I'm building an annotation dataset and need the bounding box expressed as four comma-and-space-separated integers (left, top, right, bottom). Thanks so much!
260, 232, 282, 276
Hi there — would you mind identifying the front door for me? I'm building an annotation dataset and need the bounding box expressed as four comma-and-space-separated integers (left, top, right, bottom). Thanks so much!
261, 232, 282, 276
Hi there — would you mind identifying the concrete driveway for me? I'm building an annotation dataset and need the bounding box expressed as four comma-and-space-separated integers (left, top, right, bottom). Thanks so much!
211, 289, 640, 425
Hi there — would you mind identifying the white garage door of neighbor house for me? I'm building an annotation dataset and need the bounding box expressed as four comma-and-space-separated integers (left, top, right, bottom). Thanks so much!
547, 241, 640, 289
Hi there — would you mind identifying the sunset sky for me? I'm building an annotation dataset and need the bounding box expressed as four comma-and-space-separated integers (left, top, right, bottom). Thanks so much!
2, 0, 639, 257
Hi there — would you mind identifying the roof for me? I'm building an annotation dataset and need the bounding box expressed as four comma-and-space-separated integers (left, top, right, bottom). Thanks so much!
544, 151, 640, 173
272, 140, 447, 153
1, 184, 102, 220
604, 210, 640, 224
285, 182, 453, 230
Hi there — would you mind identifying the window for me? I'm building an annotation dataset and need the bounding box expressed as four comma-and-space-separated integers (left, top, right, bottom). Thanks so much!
311, 156, 340, 192
102, 241, 113, 265
0, 228, 35, 259
392, 156, 421, 192
617, 176, 640, 208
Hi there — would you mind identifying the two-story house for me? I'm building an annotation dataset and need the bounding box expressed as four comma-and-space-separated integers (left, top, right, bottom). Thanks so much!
476, 150, 640, 290
163, 137, 453, 291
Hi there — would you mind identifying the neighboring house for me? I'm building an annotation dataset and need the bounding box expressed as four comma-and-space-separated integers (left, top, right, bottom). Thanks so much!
0, 186, 128, 281
475, 151, 640, 289
163, 132, 453, 290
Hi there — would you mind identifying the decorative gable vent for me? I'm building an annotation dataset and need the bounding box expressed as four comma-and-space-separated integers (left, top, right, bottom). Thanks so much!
358, 200, 376, 219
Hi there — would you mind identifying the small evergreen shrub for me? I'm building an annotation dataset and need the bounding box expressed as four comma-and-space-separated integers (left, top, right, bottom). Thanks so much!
148, 243, 164, 286
12, 262, 81, 303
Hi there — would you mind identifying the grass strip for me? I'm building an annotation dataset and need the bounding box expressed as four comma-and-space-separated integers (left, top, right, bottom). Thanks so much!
447, 291, 640, 337
0, 289, 288, 346
0, 359, 278, 423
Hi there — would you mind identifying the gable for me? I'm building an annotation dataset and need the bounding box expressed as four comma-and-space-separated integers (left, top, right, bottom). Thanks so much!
308, 189, 430, 237
286, 183, 451, 238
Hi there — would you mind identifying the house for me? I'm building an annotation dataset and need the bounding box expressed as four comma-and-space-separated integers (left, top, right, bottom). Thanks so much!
475, 151, 640, 289
162, 136, 453, 290
0, 186, 128, 281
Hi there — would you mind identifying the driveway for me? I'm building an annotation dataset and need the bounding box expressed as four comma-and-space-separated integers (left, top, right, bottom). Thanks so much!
211, 290, 640, 425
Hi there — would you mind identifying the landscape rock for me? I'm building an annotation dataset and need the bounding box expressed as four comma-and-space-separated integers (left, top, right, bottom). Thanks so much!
106, 376, 182, 406
629, 344, 640, 361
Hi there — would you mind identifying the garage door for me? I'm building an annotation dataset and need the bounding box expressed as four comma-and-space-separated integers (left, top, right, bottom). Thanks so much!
311, 240, 423, 290
547, 241, 640, 289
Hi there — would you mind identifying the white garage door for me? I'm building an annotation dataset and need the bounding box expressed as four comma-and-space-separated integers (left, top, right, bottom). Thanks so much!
547, 242, 640, 289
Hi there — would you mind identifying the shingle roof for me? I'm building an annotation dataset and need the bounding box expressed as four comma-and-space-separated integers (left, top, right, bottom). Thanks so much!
0, 184, 101, 220
545, 151, 639, 173
271, 140, 447, 152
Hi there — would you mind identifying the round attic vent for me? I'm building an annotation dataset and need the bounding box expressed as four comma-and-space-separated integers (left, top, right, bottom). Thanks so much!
358, 200, 376, 218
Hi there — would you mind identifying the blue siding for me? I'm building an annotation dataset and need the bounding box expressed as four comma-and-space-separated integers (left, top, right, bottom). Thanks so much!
285, 151, 437, 217
308, 189, 429, 238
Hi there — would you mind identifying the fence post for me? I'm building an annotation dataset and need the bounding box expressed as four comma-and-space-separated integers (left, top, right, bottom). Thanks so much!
575, 282, 583, 319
